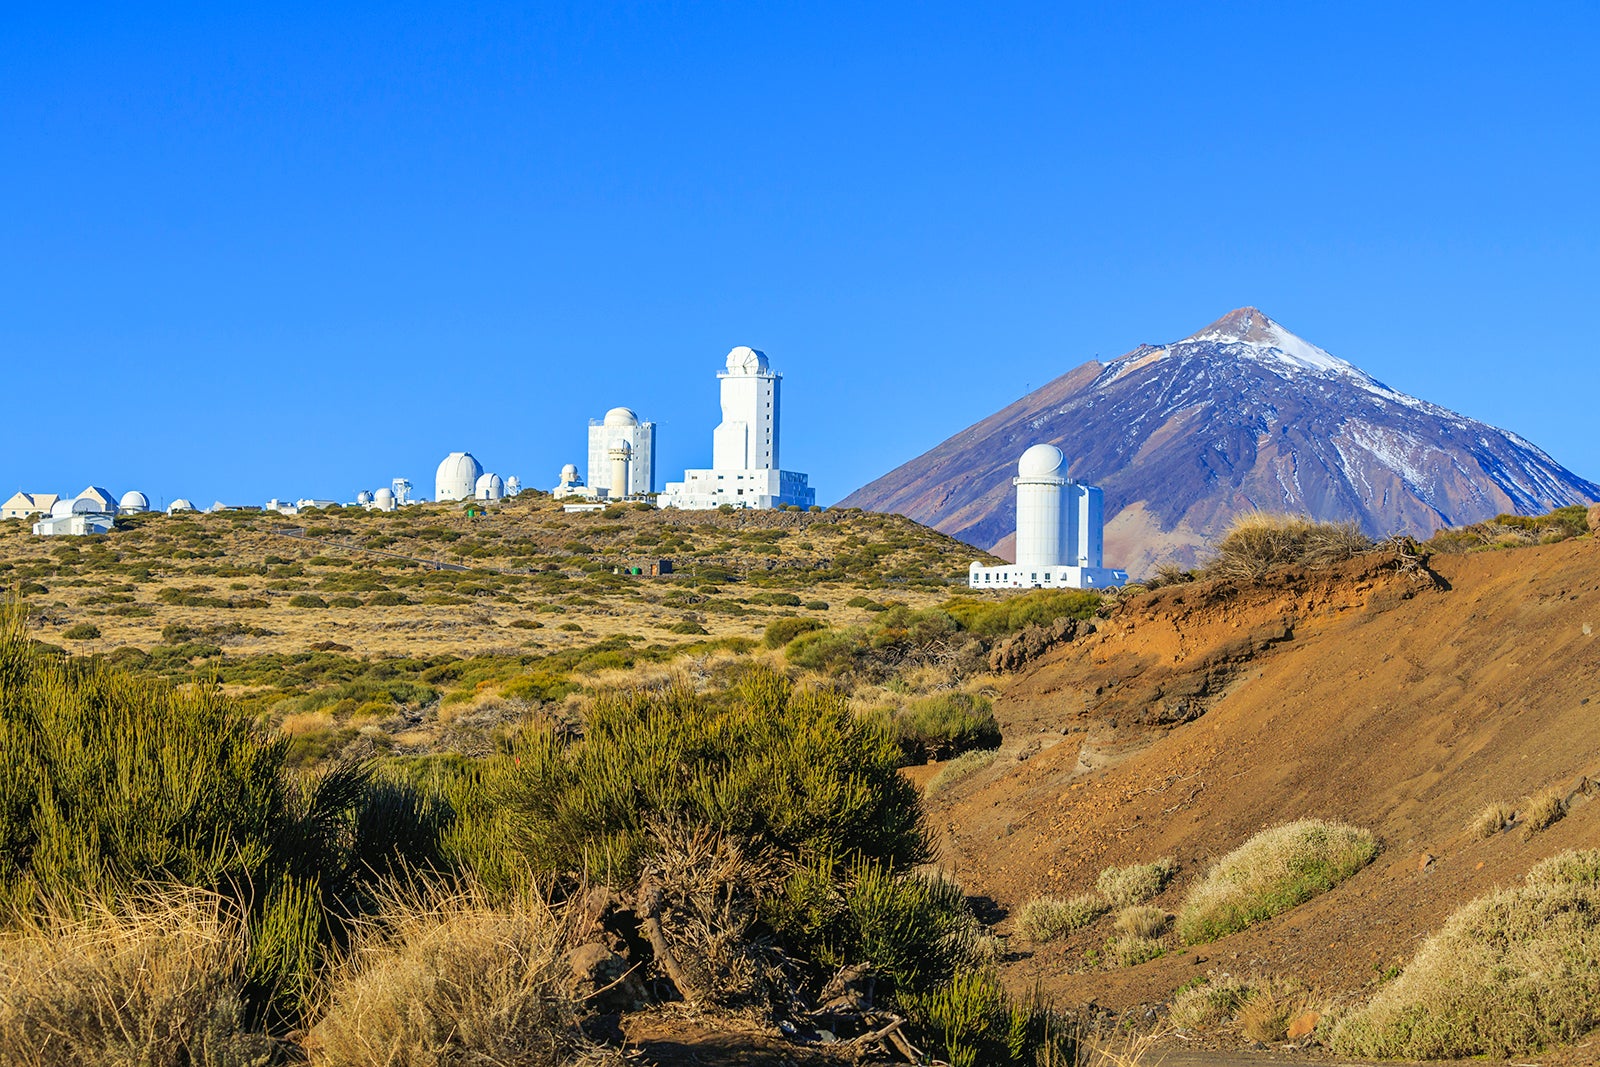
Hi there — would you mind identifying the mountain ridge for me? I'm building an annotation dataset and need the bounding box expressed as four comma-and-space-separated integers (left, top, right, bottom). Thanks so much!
839, 308, 1598, 576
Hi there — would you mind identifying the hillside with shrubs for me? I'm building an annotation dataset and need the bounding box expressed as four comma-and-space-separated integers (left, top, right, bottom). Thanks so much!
4, 500, 1600, 1063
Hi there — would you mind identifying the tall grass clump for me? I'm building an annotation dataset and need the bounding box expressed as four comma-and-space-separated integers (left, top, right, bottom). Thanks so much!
0, 598, 450, 1023
1015, 894, 1108, 942
1471, 800, 1515, 839
1176, 820, 1377, 944
1333, 849, 1600, 1058
0, 890, 277, 1067
309, 887, 582, 1067
900, 969, 1077, 1067
884, 691, 1001, 761
1205, 513, 1372, 581
1096, 857, 1175, 907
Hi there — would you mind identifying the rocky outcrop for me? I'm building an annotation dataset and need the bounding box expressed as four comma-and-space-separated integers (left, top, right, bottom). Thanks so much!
988, 616, 1082, 673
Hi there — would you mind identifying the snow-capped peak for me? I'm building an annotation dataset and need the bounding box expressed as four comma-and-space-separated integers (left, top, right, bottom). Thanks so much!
1182, 307, 1356, 376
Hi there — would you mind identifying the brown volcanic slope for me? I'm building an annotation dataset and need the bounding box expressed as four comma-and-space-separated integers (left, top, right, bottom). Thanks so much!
926, 537, 1600, 1019
840, 308, 1598, 577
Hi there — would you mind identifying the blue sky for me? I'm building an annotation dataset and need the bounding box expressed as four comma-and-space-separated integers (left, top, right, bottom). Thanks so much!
3, 2, 1596, 507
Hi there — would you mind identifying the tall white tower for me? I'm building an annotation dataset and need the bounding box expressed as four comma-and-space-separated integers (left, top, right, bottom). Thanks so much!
712, 347, 778, 470
1014, 444, 1074, 569
608, 442, 633, 499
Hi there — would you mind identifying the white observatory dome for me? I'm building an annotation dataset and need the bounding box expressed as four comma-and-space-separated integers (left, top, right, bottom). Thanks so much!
474, 472, 505, 501
603, 407, 639, 428
372, 487, 396, 512
435, 451, 483, 502
505, 475, 521, 495
356, 490, 374, 506
1017, 443, 1067, 479
725, 346, 770, 374
167, 499, 195, 514
119, 490, 150, 513
50, 499, 75, 518
560, 463, 579, 483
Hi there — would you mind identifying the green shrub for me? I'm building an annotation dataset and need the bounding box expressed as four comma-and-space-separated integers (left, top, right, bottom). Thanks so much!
1015, 894, 1108, 942
366, 591, 412, 606
1169, 974, 1251, 1027
668, 620, 709, 635
493, 665, 926, 885
1332, 849, 1600, 1058
763, 616, 825, 649
940, 587, 1101, 639
1176, 820, 1378, 944
1106, 933, 1164, 967
60, 623, 101, 641
900, 969, 1076, 1067
288, 593, 328, 609
1096, 857, 1175, 907
888, 692, 1001, 761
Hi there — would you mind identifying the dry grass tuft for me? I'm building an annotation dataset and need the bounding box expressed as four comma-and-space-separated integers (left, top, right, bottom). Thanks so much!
1332, 848, 1600, 1058
1235, 977, 1310, 1041
1176, 820, 1378, 944
1113, 905, 1169, 939
1015, 894, 1109, 942
308, 886, 581, 1067
0, 890, 276, 1067
1470, 800, 1515, 839
1521, 786, 1567, 838
1096, 857, 1175, 907
1169, 975, 1251, 1028
1105, 934, 1165, 968
924, 748, 999, 798
1205, 512, 1372, 581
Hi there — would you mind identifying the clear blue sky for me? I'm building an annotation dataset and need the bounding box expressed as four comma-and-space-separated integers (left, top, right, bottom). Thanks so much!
3, 2, 1596, 507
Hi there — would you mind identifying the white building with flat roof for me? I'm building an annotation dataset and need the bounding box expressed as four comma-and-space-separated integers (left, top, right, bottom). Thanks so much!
968, 444, 1127, 590
588, 408, 655, 498
659, 347, 815, 510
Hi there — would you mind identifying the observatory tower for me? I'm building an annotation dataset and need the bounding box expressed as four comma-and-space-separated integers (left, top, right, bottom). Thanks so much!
659, 347, 815, 510
587, 408, 655, 497
968, 444, 1126, 589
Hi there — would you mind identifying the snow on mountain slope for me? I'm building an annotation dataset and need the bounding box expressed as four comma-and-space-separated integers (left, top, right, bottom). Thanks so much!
839, 308, 1598, 577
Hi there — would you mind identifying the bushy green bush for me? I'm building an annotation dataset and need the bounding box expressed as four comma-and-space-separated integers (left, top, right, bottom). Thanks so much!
900, 969, 1076, 1067
1176, 820, 1377, 944
60, 623, 100, 641
1333, 850, 1600, 1058
493, 665, 926, 885
288, 593, 328, 609
885, 692, 1001, 761
940, 588, 1100, 639
763, 616, 825, 649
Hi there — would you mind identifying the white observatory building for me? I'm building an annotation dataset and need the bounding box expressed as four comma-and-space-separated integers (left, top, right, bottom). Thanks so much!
659, 347, 815, 510
435, 452, 483, 502
968, 444, 1127, 590
588, 408, 655, 499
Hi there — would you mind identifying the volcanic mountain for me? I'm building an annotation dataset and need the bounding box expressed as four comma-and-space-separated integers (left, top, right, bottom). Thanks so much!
840, 308, 1599, 576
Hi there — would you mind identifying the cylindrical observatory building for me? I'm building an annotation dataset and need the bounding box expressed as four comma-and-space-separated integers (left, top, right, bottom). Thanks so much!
969, 443, 1128, 590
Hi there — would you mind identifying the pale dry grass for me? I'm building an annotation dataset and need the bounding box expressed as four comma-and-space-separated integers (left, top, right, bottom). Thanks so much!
1015, 894, 1109, 942
1096, 857, 1175, 907
1205, 512, 1372, 581
309, 885, 580, 1067
1169, 974, 1250, 1028
1471, 800, 1515, 839
1105, 934, 1164, 968
1176, 820, 1377, 944
1113, 905, 1169, 939
924, 748, 999, 798
1522, 785, 1567, 838
0, 890, 275, 1067
1235, 977, 1311, 1041
278, 709, 335, 736
1332, 849, 1600, 1058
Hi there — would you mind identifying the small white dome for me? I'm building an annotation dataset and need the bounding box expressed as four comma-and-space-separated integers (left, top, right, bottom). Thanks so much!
50, 499, 75, 518
474, 472, 505, 500
119, 490, 149, 511
435, 451, 483, 501
603, 407, 639, 427
356, 490, 374, 505
373, 487, 395, 503
560, 463, 579, 483
1018, 443, 1067, 479
168, 498, 195, 513
505, 476, 521, 494
725, 346, 769, 374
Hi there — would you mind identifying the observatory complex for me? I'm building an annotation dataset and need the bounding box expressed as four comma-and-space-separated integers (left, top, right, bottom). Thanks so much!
588, 408, 655, 498
968, 444, 1127, 590
659, 347, 815, 510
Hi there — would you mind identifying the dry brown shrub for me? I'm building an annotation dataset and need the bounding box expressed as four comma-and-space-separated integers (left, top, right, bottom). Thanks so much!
1522, 786, 1567, 838
1470, 800, 1515, 839
1205, 512, 1372, 581
308, 886, 582, 1067
1113, 905, 1169, 939
1235, 977, 1310, 1041
0, 890, 276, 1067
